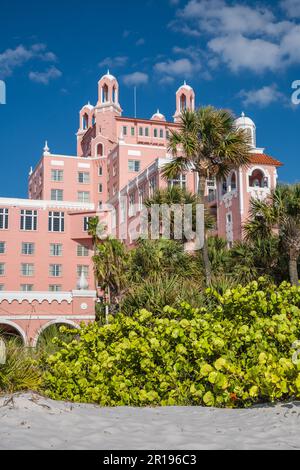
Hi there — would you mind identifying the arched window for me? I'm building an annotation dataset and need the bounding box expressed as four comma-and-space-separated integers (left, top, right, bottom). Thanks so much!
249, 169, 267, 188
102, 84, 109, 103
82, 113, 89, 130
97, 143, 104, 157
180, 94, 187, 111
229, 172, 237, 191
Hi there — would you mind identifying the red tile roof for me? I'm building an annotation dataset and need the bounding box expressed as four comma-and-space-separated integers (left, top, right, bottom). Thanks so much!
249, 153, 283, 167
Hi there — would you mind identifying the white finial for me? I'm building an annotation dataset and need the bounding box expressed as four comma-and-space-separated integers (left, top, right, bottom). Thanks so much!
184, 80, 187, 86
241, 111, 245, 117
43, 141, 50, 156
107, 69, 110, 75
29, 166, 33, 176
77, 271, 89, 290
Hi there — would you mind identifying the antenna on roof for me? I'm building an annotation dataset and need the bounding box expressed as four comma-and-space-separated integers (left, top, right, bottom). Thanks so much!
134, 86, 137, 118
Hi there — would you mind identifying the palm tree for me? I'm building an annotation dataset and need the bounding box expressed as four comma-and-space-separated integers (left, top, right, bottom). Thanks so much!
88, 216, 107, 291
244, 184, 300, 286
162, 107, 251, 285
93, 237, 128, 305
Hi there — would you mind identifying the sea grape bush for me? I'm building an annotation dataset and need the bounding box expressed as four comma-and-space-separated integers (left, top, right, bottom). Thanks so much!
42, 278, 300, 407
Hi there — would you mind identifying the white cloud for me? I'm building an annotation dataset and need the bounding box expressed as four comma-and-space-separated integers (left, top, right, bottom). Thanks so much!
281, 0, 300, 18
98, 56, 128, 68
170, 0, 300, 74
208, 34, 281, 73
238, 85, 286, 108
122, 72, 149, 86
29, 66, 62, 85
0, 44, 57, 79
154, 58, 197, 77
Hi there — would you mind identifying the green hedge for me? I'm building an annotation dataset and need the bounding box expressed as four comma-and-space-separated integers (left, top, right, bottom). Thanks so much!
41, 278, 300, 407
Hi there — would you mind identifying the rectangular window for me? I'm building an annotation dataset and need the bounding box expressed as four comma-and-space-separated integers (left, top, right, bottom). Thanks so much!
77, 265, 89, 278
83, 216, 92, 232
0, 263, 5, 276
145, 127, 149, 137
21, 242, 35, 255
98, 184, 103, 193
50, 243, 62, 256
20, 284, 33, 292
154, 129, 158, 138
49, 264, 62, 277
20, 210, 38, 231
51, 189, 63, 201
48, 212, 65, 232
131, 127, 135, 136
0, 284, 4, 291
98, 166, 103, 177
77, 244, 89, 257
78, 172, 90, 184
77, 191, 90, 203
0, 242, 5, 254
160, 129, 164, 138
21, 263, 34, 276
168, 174, 186, 190
49, 285, 62, 292
0, 209, 8, 230
122, 126, 127, 136
139, 127, 143, 137
128, 160, 140, 173
51, 169, 64, 182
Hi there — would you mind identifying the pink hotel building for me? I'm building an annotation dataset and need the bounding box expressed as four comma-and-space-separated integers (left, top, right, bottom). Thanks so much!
0, 72, 282, 345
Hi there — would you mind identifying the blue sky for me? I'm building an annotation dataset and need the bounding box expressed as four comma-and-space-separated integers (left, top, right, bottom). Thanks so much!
0, 0, 300, 197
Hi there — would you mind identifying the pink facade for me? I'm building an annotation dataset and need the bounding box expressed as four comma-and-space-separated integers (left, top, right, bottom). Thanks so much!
0, 72, 282, 344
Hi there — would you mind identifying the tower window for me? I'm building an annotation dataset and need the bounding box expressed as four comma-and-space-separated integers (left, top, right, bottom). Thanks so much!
97, 143, 104, 157
180, 94, 187, 111
102, 84, 109, 103
82, 113, 89, 130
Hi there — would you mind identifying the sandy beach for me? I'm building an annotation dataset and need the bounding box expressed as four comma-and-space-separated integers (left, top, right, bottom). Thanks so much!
0, 393, 299, 450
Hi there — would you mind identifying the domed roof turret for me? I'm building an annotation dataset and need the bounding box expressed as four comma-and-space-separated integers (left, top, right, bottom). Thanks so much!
81, 101, 94, 111
234, 112, 255, 128
177, 81, 193, 93
99, 70, 117, 82
151, 109, 166, 121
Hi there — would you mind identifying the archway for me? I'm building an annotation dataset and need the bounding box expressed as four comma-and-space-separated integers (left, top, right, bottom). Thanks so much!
32, 319, 79, 349
0, 320, 26, 346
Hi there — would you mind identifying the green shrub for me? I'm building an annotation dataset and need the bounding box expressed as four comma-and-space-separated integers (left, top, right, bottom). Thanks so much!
0, 339, 41, 394
41, 278, 300, 408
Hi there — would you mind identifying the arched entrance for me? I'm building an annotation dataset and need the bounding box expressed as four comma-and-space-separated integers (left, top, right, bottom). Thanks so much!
32, 319, 79, 348
0, 320, 27, 345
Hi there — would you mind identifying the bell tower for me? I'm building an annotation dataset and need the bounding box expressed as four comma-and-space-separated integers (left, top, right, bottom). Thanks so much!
174, 81, 195, 123
96, 70, 122, 114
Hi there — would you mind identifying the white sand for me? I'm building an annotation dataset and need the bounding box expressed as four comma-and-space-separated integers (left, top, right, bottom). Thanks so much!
0, 392, 300, 450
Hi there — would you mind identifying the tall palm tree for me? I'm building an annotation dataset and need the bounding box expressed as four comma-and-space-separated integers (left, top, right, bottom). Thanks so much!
88, 216, 107, 291
162, 107, 251, 285
93, 237, 128, 305
244, 184, 300, 286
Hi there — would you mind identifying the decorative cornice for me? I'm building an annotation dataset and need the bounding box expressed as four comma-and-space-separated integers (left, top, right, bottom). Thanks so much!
0, 198, 95, 211
0, 290, 96, 304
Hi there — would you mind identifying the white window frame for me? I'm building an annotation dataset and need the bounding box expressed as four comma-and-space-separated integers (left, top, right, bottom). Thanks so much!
48, 212, 65, 232
20, 210, 38, 231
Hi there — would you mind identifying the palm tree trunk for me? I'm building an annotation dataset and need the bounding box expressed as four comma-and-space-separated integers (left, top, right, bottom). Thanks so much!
289, 250, 299, 286
198, 173, 212, 286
